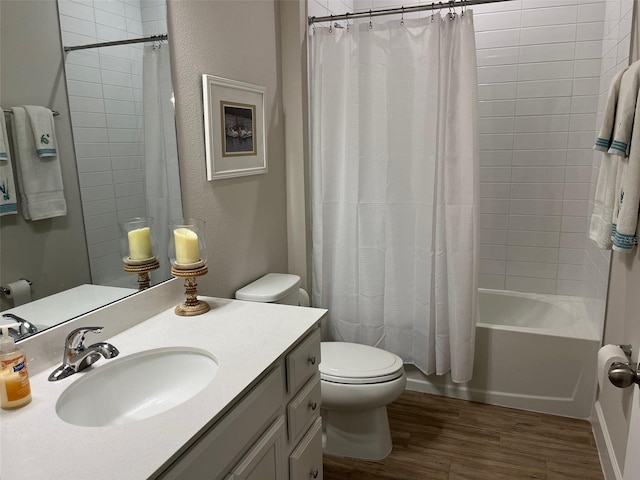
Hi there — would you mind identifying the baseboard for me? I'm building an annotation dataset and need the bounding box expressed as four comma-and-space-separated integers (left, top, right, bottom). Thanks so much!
592, 401, 623, 480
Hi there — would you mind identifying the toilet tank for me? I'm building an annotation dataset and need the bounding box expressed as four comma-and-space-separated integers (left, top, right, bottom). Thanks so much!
235, 273, 301, 305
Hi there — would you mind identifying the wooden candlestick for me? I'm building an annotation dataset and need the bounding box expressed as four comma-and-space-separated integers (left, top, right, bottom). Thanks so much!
170, 263, 210, 316
123, 258, 160, 291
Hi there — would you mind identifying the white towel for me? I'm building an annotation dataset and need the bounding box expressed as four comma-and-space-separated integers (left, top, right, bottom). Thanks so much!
0, 113, 18, 216
10, 107, 66, 220
0, 111, 7, 161
606, 61, 640, 157
612, 93, 640, 252
589, 153, 619, 249
594, 68, 627, 152
23, 105, 58, 158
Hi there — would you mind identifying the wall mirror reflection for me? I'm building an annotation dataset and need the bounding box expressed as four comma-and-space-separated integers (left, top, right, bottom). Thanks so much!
0, 0, 182, 340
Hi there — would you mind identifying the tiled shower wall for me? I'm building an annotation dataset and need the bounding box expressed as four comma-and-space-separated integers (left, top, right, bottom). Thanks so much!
584, 0, 632, 335
58, 0, 167, 286
472, 0, 606, 296
308, 0, 354, 18
341, 0, 609, 297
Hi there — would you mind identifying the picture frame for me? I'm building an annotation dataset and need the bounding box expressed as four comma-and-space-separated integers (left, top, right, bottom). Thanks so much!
202, 75, 267, 180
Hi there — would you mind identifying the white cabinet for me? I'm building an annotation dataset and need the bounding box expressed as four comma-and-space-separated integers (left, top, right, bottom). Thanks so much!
159, 327, 323, 480
290, 417, 323, 480
227, 416, 287, 480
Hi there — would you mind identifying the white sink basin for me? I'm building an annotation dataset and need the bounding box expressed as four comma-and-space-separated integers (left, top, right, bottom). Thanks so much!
56, 348, 218, 427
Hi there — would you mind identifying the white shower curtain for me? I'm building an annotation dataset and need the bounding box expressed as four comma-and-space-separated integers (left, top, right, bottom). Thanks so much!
310, 12, 480, 382
143, 45, 183, 281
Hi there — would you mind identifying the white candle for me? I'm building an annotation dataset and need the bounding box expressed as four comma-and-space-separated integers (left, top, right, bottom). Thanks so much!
128, 227, 153, 260
174, 228, 200, 264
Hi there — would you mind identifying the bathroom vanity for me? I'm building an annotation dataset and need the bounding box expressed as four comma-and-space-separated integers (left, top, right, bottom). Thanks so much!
0, 281, 326, 480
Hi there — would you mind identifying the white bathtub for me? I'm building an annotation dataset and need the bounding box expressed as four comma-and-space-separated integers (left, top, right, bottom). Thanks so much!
406, 288, 601, 418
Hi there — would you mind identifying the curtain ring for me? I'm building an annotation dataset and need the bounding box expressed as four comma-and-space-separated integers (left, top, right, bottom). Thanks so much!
369, 9, 373, 29
431, 2, 436, 22
400, 6, 405, 26
448, 0, 455, 20
345, 12, 350, 32
329, 14, 333, 33
461, 0, 467, 17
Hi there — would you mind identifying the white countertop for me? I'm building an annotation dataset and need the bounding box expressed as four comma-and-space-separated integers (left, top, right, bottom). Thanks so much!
0, 297, 325, 480
2, 284, 136, 329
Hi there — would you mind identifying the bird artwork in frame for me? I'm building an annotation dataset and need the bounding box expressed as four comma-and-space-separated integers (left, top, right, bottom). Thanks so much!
202, 74, 267, 180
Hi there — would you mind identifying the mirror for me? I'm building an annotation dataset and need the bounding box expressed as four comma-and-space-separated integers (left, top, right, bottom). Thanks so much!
0, 0, 182, 339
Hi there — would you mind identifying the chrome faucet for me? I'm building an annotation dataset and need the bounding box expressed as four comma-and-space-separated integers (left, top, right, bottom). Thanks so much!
48, 327, 119, 381
2, 313, 38, 340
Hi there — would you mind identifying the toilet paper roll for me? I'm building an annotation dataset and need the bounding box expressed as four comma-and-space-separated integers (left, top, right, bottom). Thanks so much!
597, 344, 628, 390
5, 279, 32, 306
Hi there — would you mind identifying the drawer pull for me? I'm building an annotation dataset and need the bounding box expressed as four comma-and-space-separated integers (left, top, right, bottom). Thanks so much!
309, 401, 318, 411
308, 356, 316, 365
310, 468, 319, 478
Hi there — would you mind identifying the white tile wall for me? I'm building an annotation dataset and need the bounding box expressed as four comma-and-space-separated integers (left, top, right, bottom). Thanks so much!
582, 0, 631, 336
347, 0, 617, 299
60, 0, 167, 287
471, 0, 607, 296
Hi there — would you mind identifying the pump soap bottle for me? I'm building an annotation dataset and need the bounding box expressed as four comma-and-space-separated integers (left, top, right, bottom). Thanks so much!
0, 323, 32, 409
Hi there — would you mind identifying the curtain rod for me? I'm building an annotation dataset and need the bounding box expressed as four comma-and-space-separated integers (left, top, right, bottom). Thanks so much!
308, 0, 515, 25
4, 109, 60, 116
64, 34, 168, 53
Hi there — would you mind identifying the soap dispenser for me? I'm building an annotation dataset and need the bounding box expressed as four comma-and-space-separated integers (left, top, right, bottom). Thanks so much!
0, 323, 32, 409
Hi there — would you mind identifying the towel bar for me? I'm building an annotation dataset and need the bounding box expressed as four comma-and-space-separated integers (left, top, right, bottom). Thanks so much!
3, 109, 59, 117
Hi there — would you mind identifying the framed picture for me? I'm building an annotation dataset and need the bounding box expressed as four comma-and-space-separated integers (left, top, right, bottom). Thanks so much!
202, 75, 267, 180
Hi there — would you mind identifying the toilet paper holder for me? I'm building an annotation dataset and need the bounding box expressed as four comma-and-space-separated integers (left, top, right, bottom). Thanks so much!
608, 344, 639, 389
0, 278, 32, 296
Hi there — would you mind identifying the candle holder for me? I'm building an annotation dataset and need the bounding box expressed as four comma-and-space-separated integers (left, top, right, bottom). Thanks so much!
169, 218, 210, 316
123, 259, 160, 290
119, 217, 160, 291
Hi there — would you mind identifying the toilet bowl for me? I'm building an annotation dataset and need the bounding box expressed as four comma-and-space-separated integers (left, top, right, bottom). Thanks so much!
235, 273, 406, 460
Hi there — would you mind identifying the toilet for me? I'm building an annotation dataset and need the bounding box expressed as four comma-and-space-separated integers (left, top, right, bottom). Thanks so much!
235, 273, 406, 460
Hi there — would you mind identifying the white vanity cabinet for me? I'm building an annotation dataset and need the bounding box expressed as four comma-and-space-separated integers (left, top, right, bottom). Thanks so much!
158, 328, 323, 480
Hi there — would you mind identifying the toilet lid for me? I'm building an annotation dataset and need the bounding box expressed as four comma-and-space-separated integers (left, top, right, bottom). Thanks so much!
319, 342, 404, 385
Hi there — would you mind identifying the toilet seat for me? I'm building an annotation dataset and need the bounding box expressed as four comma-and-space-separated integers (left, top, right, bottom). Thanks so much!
320, 342, 404, 385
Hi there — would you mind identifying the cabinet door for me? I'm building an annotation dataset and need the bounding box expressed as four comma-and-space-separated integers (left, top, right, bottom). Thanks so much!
289, 417, 323, 480
159, 367, 283, 480
229, 416, 287, 480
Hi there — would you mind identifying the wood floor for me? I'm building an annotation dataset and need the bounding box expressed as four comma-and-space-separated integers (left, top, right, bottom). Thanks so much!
323, 391, 604, 480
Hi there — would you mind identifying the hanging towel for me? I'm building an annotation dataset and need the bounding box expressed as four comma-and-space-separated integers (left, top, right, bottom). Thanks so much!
0, 112, 7, 161
612, 94, 640, 252
0, 113, 18, 216
594, 68, 627, 152
604, 61, 640, 157
589, 153, 620, 249
23, 105, 58, 158
10, 107, 66, 220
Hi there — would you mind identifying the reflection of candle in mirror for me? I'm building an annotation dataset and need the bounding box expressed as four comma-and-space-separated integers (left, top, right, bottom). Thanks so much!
174, 228, 200, 264
128, 227, 153, 260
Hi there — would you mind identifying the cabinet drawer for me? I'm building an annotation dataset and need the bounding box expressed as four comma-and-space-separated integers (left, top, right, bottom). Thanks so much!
286, 329, 321, 394
287, 375, 321, 442
289, 417, 323, 480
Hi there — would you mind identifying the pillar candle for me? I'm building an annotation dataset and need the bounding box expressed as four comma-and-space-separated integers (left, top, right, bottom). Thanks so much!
174, 228, 200, 264
128, 227, 153, 260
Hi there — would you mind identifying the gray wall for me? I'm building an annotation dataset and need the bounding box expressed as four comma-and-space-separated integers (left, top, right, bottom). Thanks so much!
0, 0, 91, 310
167, 0, 288, 298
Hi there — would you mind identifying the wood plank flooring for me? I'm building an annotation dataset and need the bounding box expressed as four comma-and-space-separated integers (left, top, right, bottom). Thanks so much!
323, 391, 604, 480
